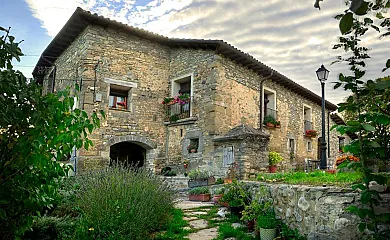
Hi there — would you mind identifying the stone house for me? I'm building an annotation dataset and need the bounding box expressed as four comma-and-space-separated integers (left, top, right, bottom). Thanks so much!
33, 8, 352, 178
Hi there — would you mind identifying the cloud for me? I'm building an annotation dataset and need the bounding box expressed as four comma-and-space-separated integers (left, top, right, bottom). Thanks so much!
25, 0, 390, 104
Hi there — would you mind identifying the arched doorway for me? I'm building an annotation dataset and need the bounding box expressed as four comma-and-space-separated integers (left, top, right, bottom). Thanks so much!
110, 142, 145, 168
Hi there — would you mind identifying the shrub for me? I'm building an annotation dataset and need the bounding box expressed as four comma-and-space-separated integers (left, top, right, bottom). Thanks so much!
188, 169, 209, 180
189, 186, 209, 195
220, 181, 251, 207
268, 151, 284, 166
257, 209, 277, 229
73, 166, 175, 240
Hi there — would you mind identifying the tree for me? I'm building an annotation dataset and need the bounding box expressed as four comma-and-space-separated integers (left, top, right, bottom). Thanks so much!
329, 0, 390, 238
0, 27, 103, 238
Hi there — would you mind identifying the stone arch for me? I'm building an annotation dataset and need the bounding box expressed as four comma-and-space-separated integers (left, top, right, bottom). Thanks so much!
108, 135, 157, 150
107, 135, 157, 171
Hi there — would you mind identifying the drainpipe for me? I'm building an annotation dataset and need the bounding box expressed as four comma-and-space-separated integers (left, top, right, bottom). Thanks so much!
327, 110, 330, 158
259, 70, 274, 131
51, 65, 57, 93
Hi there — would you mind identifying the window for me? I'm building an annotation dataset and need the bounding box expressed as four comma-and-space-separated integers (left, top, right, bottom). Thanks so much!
304, 105, 312, 131
168, 74, 193, 120
307, 141, 312, 151
338, 137, 345, 153
109, 84, 131, 110
289, 138, 295, 162
263, 87, 277, 121
188, 138, 199, 153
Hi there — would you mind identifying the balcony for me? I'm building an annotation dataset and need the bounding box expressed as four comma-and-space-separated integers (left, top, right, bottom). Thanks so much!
164, 100, 191, 122
264, 108, 277, 120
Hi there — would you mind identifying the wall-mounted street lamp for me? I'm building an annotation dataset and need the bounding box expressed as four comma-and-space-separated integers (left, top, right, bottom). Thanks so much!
316, 64, 329, 169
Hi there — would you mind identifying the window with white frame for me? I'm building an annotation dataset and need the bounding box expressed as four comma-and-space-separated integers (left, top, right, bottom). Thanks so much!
263, 87, 277, 122
169, 74, 193, 119
304, 105, 313, 131
307, 140, 312, 151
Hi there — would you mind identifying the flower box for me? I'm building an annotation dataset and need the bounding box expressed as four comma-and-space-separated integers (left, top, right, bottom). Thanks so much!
189, 193, 211, 202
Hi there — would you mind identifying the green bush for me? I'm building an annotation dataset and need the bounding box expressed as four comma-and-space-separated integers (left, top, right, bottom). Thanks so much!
268, 151, 283, 165
73, 167, 175, 240
188, 169, 209, 180
189, 186, 209, 195
220, 181, 251, 207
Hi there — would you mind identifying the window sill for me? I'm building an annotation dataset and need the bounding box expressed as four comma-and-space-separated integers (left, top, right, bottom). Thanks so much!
109, 107, 131, 112
164, 117, 197, 126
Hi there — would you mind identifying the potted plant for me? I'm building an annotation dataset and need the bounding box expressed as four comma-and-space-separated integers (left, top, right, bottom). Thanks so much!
241, 200, 264, 231
257, 209, 278, 240
187, 143, 198, 153
161, 97, 174, 105
275, 120, 281, 128
220, 180, 251, 218
212, 187, 225, 204
188, 169, 209, 188
241, 188, 273, 232
268, 151, 283, 173
183, 160, 188, 169
189, 186, 210, 202
305, 129, 318, 138
263, 115, 277, 128
224, 161, 238, 183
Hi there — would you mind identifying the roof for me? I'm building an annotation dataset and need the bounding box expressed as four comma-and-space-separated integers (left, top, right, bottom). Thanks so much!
33, 7, 338, 110
330, 113, 358, 140
213, 125, 270, 142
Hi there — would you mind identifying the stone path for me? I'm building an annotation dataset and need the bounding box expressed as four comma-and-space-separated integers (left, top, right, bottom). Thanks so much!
175, 199, 221, 240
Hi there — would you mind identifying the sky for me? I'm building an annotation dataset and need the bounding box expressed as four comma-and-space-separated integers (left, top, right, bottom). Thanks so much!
3, 0, 390, 105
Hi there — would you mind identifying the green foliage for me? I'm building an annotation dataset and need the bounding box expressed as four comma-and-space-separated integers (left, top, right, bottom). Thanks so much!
214, 187, 226, 195
332, 1, 390, 238
220, 181, 251, 207
153, 209, 191, 240
189, 186, 210, 195
257, 209, 277, 229
279, 222, 306, 240
22, 215, 76, 240
73, 166, 175, 240
0, 27, 102, 238
215, 223, 255, 240
263, 115, 277, 125
268, 151, 284, 165
257, 171, 363, 187
215, 178, 224, 184
188, 169, 210, 180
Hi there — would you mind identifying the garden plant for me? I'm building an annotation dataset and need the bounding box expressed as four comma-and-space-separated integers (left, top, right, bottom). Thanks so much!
329, 0, 390, 238
0, 27, 102, 238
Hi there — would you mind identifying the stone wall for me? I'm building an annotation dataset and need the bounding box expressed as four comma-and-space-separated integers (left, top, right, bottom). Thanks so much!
41, 23, 351, 175
165, 48, 220, 171
210, 181, 390, 240
216, 56, 351, 171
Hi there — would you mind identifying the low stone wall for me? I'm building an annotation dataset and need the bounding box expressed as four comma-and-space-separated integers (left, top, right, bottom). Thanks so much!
160, 176, 189, 190
210, 181, 390, 240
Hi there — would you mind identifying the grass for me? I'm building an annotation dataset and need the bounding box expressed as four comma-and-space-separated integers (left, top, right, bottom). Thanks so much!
153, 208, 191, 240
257, 170, 362, 187
215, 222, 255, 240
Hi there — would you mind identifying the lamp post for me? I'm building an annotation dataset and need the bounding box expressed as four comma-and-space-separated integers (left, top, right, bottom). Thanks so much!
316, 64, 329, 169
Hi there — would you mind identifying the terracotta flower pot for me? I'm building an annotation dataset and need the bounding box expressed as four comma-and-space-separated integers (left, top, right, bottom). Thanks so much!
212, 194, 223, 203
183, 163, 188, 169
266, 122, 274, 128
190, 149, 197, 153
269, 165, 277, 173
